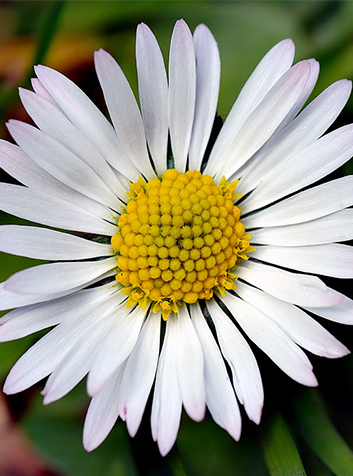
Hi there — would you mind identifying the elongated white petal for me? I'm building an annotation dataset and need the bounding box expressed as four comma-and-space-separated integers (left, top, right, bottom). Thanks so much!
243, 124, 353, 212
119, 313, 161, 437
3, 291, 119, 394
275, 58, 320, 131
251, 209, 353, 246
242, 175, 353, 229
305, 295, 353, 325
207, 39, 295, 172
222, 293, 318, 386
87, 306, 146, 397
237, 79, 352, 195
207, 61, 311, 180
42, 311, 116, 404
0, 285, 116, 342
34, 64, 140, 181
136, 23, 168, 175
0, 140, 113, 220
31, 78, 62, 110
0, 183, 116, 236
206, 299, 263, 423
94, 49, 155, 180
191, 304, 241, 440
4, 256, 116, 295
0, 274, 116, 311
238, 260, 343, 308
0, 225, 111, 260
188, 24, 220, 170
8, 120, 120, 211
168, 19, 196, 172
253, 243, 353, 279
235, 282, 349, 358
176, 307, 205, 422
83, 365, 125, 452
20, 88, 126, 198
151, 316, 182, 456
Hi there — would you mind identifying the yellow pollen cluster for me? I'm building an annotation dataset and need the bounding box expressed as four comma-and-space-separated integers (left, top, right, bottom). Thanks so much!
111, 169, 253, 320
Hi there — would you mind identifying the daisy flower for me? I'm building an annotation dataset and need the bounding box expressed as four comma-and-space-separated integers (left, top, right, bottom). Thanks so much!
1, 19, 353, 456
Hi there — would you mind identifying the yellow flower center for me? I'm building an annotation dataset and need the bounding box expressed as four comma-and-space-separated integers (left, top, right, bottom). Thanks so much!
111, 169, 253, 320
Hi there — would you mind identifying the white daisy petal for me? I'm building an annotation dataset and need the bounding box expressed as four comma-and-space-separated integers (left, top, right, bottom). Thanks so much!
238, 260, 343, 308
188, 24, 220, 170
235, 282, 349, 358
0, 276, 116, 311
208, 60, 311, 180
31, 77, 62, 110
119, 313, 161, 437
83, 365, 126, 452
243, 124, 353, 212
8, 120, 120, 211
136, 23, 168, 175
206, 299, 264, 424
253, 243, 353, 279
34, 64, 140, 182
19, 88, 126, 198
151, 316, 182, 456
222, 293, 318, 386
94, 49, 155, 180
305, 295, 353, 325
0, 140, 114, 220
242, 175, 353, 228
0, 225, 111, 260
251, 209, 353, 246
207, 38, 295, 172
237, 79, 352, 195
0, 285, 116, 342
191, 304, 241, 440
0, 183, 116, 235
168, 19, 196, 172
176, 306, 206, 422
87, 306, 146, 397
3, 256, 116, 295
42, 310, 116, 404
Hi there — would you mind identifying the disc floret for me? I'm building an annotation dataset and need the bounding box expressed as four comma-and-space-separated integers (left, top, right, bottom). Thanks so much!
111, 169, 253, 320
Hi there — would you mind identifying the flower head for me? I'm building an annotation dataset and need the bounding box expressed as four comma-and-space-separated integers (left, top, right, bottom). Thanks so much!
1, 19, 353, 456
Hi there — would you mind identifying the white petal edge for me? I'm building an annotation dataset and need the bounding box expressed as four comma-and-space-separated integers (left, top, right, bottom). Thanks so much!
151, 315, 182, 456
238, 260, 343, 308
87, 306, 146, 397
4, 256, 116, 295
206, 299, 264, 424
0, 225, 112, 260
0, 183, 116, 236
168, 19, 196, 172
235, 281, 350, 358
190, 304, 241, 440
176, 306, 206, 422
207, 39, 295, 172
242, 175, 353, 229
136, 23, 168, 175
94, 49, 155, 180
221, 293, 318, 386
251, 209, 353, 246
206, 61, 311, 180
119, 312, 161, 437
188, 24, 220, 170
34, 64, 140, 182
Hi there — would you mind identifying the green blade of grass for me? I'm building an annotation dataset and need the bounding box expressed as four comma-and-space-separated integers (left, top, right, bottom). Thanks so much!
262, 412, 307, 476
295, 389, 353, 476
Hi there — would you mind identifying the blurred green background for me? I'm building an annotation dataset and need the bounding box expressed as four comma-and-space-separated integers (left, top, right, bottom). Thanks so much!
1, 1, 353, 475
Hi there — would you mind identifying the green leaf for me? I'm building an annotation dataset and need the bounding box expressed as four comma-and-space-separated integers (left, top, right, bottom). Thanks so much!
295, 389, 353, 476
262, 412, 307, 476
